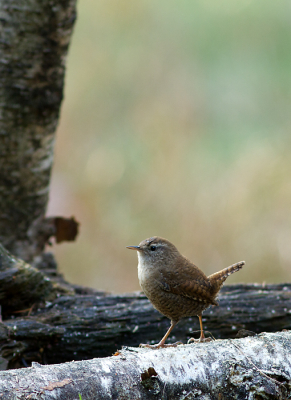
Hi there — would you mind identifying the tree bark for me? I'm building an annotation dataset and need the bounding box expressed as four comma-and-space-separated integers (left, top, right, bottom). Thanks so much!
0, 0, 77, 262
1, 2, 291, 398
0, 243, 290, 398
0, 331, 290, 399
0, 242, 291, 369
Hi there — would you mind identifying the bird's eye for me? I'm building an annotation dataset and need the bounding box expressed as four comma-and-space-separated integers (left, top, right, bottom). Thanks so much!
150, 245, 157, 251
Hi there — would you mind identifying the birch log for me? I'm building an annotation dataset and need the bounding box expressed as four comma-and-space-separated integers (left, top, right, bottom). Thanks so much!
0, 331, 290, 399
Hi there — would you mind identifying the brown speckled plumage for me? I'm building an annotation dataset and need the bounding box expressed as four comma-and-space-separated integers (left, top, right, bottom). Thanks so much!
127, 236, 245, 348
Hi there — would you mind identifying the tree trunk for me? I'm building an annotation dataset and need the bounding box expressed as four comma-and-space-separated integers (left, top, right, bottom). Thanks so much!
0, 0, 77, 262
1, 2, 291, 398
0, 331, 290, 399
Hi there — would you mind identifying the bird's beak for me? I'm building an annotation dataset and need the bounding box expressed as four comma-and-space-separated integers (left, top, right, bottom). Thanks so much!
126, 245, 142, 251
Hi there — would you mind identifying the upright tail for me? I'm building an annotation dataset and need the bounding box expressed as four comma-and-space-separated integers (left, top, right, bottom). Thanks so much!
208, 261, 245, 296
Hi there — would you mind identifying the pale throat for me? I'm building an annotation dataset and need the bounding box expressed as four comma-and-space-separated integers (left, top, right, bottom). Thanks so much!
137, 252, 153, 286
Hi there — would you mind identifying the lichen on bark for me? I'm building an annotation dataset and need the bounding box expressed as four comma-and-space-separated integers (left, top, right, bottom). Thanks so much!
0, 0, 77, 262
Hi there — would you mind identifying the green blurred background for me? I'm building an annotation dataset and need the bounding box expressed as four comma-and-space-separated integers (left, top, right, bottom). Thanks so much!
47, 0, 291, 293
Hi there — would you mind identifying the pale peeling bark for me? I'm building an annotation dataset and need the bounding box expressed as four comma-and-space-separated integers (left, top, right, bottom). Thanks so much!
0, 332, 290, 399
0, 0, 76, 262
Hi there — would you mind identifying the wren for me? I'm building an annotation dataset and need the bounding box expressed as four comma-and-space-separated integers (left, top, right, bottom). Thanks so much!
127, 236, 245, 348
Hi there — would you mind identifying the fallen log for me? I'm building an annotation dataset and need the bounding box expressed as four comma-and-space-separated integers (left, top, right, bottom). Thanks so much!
1, 244, 291, 369
0, 282, 290, 369
0, 331, 290, 399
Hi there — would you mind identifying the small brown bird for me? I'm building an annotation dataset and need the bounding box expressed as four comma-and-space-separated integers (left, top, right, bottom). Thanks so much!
127, 236, 245, 348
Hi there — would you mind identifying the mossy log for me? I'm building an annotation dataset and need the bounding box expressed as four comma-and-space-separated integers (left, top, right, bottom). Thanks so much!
0, 245, 56, 317
4, 282, 290, 368
0, 245, 291, 398
1, 258, 291, 368
1, 243, 291, 374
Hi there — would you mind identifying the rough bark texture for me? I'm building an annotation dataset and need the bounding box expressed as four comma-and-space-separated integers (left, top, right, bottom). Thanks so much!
1, 2, 291, 398
0, 0, 77, 262
0, 331, 290, 399
0, 242, 291, 369
0, 244, 54, 317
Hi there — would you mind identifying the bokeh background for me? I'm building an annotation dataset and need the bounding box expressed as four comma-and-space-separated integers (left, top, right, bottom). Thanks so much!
47, 0, 291, 293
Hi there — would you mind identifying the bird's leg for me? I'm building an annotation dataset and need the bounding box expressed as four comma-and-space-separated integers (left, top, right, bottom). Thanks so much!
198, 315, 206, 341
188, 315, 212, 344
140, 320, 182, 349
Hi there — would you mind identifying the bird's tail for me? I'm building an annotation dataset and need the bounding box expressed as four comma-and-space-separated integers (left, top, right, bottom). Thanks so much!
208, 261, 245, 296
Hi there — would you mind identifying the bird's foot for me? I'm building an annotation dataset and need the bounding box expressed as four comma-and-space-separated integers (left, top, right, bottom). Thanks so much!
187, 337, 213, 344
139, 341, 183, 349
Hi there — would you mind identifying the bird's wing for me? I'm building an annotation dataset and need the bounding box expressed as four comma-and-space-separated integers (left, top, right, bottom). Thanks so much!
157, 261, 217, 306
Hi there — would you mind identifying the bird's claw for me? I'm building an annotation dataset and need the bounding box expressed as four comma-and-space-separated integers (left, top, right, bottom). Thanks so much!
188, 337, 213, 344
139, 341, 183, 349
